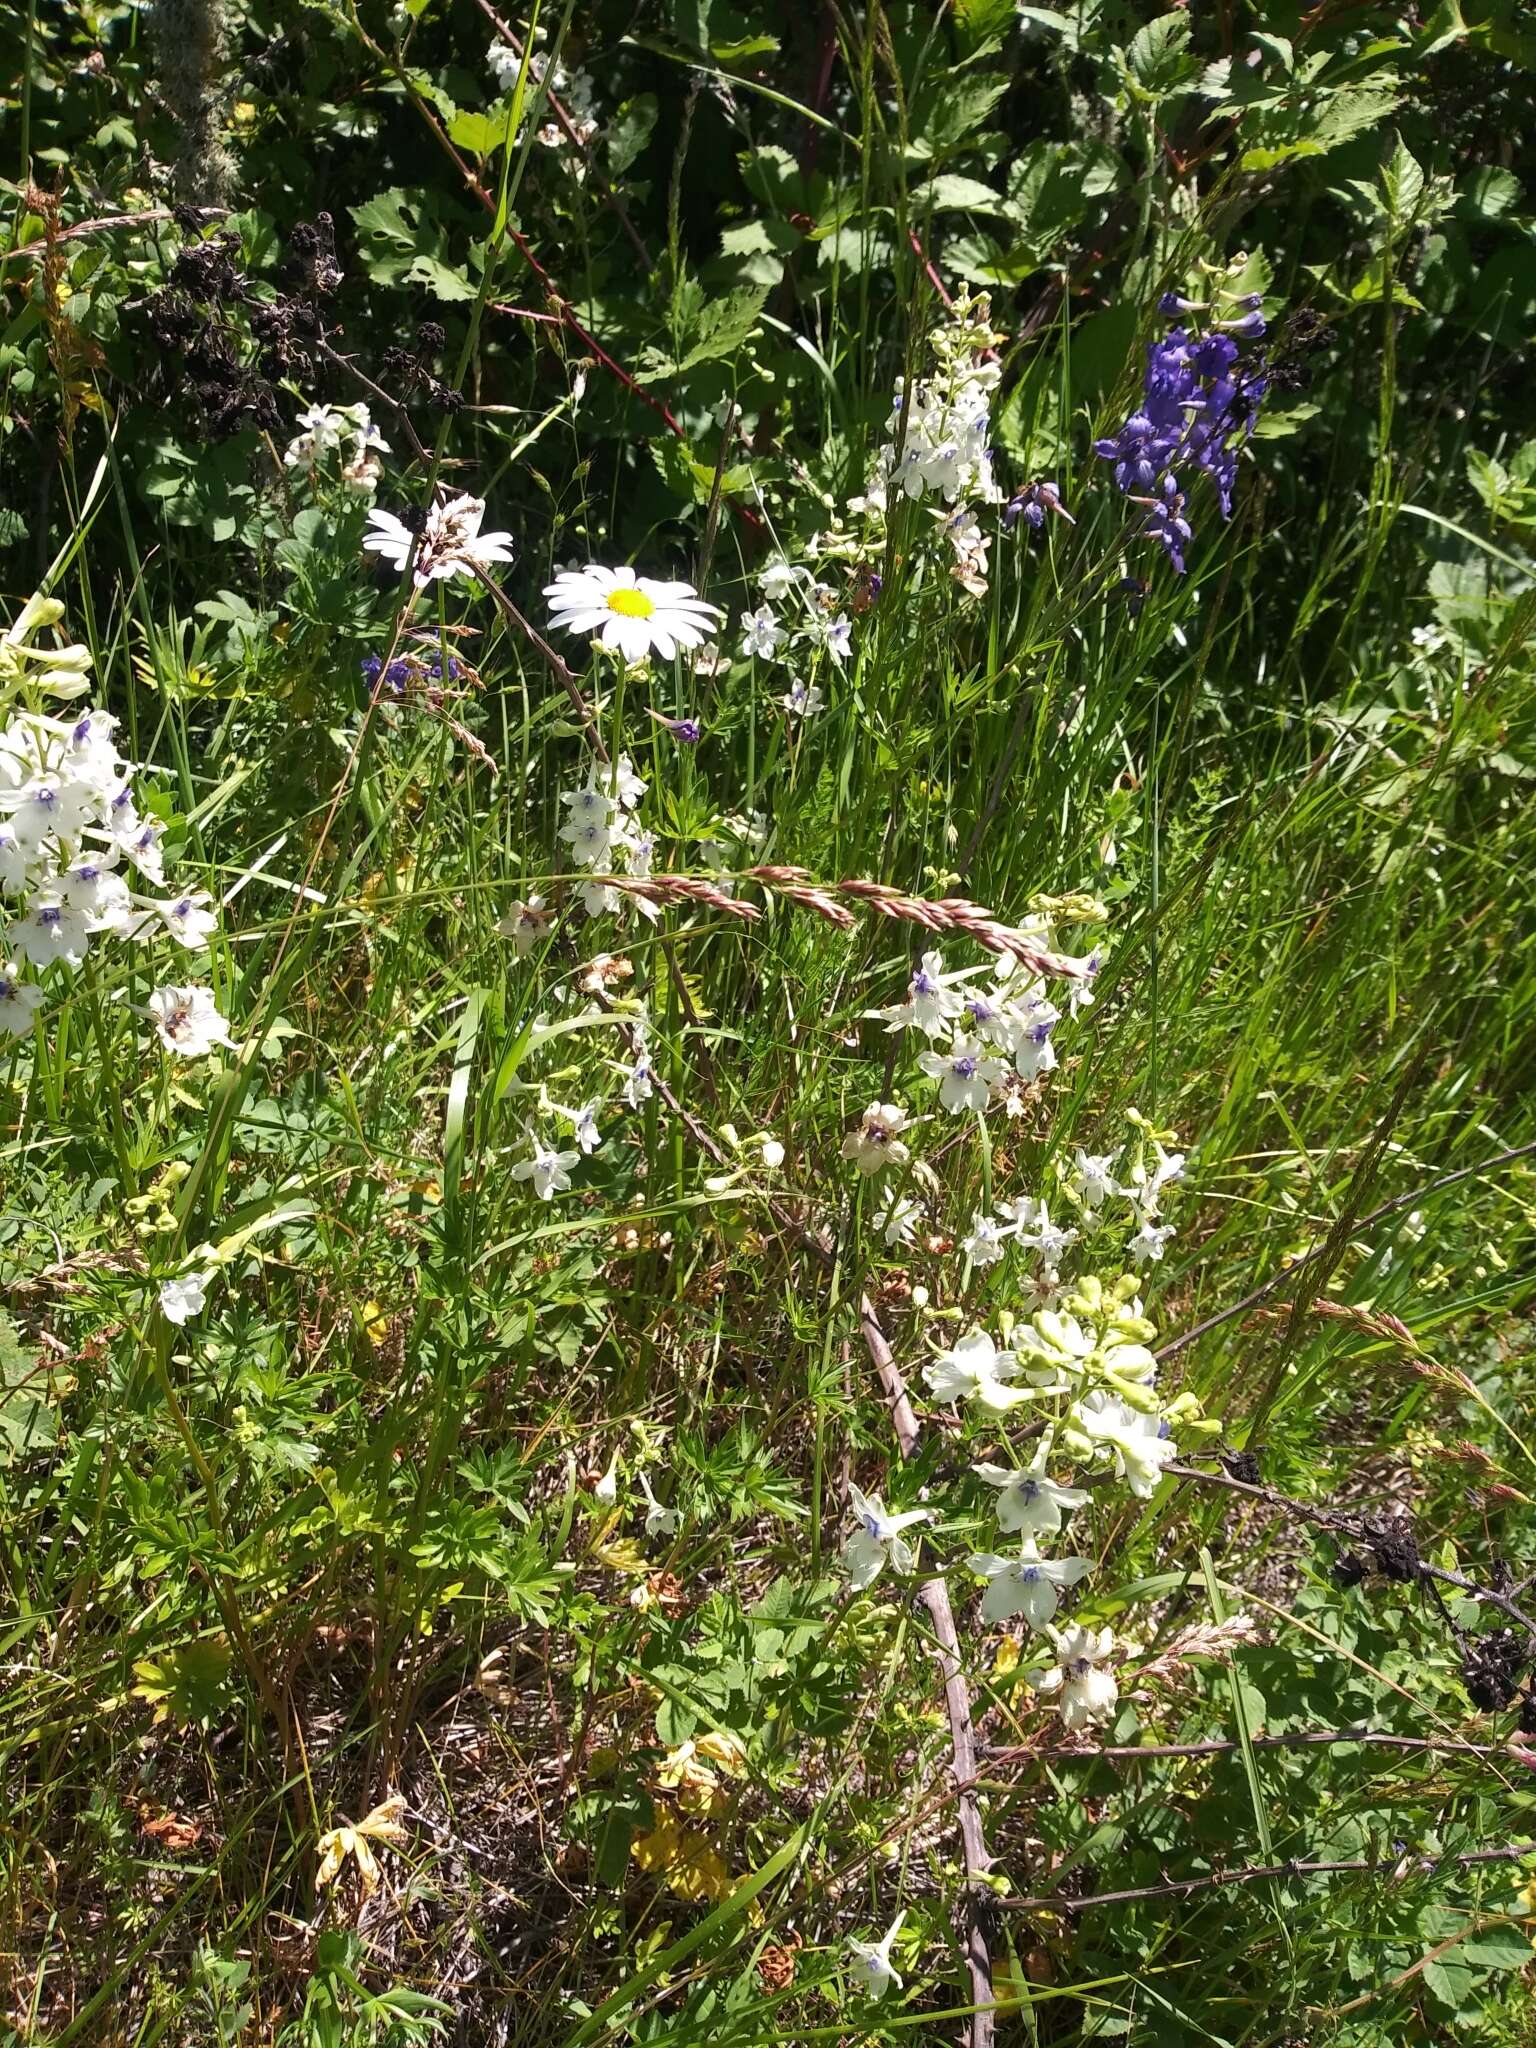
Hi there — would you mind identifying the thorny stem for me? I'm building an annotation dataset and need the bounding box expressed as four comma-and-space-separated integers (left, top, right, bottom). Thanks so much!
984, 1728, 1515, 1764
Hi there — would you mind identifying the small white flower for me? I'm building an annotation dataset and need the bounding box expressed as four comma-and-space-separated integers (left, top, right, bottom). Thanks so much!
363, 493, 514, 588
923, 1327, 1030, 1412
841, 1101, 910, 1176
759, 558, 804, 602
496, 893, 550, 956
878, 1190, 922, 1248
11, 897, 90, 968
818, 612, 853, 662
961, 1211, 1008, 1267
1129, 1216, 1176, 1266
972, 1432, 1089, 1537
152, 890, 219, 950
846, 1911, 905, 2000
876, 950, 972, 1038
1026, 1622, 1119, 1730
1071, 1391, 1178, 1497
967, 1536, 1093, 1629
159, 1267, 215, 1325
544, 566, 723, 665
592, 1451, 619, 1505
781, 676, 825, 718
637, 1468, 679, 1537
739, 604, 787, 660
1016, 1198, 1078, 1265
511, 1135, 580, 1200
623, 1053, 654, 1108
550, 1099, 603, 1155
147, 984, 234, 1057
759, 1134, 785, 1170
1071, 1149, 1120, 1210
919, 1033, 1004, 1114
843, 1482, 932, 1590
0, 961, 44, 1038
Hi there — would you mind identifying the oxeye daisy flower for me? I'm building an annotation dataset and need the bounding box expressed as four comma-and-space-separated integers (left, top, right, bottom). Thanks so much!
543, 566, 723, 664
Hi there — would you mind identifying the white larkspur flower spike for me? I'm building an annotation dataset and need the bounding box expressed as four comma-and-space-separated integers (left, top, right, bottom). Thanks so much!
363, 493, 514, 587
973, 1431, 1089, 1537
840, 1101, 910, 1177
967, 1536, 1093, 1629
918, 1033, 1005, 1114
843, 1481, 931, 1590
544, 566, 723, 664
159, 1267, 216, 1326
511, 1134, 581, 1201
1026, 1622, 1120, 1731
922, 1327, 1030, 1412
846, 1911, 905, 2001
0, 961, 44, 1038
148, 984, 234, 1057
1071, 1390, 1178, 1497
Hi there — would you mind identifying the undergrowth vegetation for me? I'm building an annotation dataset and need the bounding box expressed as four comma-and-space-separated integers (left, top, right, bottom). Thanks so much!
4, 1, 1536, 2043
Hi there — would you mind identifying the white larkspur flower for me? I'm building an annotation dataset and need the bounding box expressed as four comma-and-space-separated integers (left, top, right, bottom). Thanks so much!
152, 890, 219, 950
878, 1190, 922, 1248
0, 961, 44, 1038
1129, 1215, 1177, 1266
1016, 1197, 1078, 1264
592, 1451, 620, 1506
876, 949, 972, 1038
622, 1052, 654, 1108
841, 1101, 910, 1177
1071, 1149, 1120, 1209
1071, 1390, 1178, 1498
1127, 1140, 1186, 1213
496, 893, 550, 956
961, 1211, 1008, 1267
967, 1536, 1093, 1628
511, 1134, 581, 1200
1026, 1622, 1120, 1730
758, 1133, 785, 1170
973, 1432, 1090, 1537
739, 604, 787, 660
758, 558, 804, 602
781, 676, 825, 718
846, 1911, 905, 2000
562, 1100, 603, 1155
818, 612, 853, 661
12, 897, 90, 968
544, 565, 723, 664
159, 1267, 215, 1325
923, 1327, 1030, 1412
919, 1033, 1005, 1114
843, 1482, 931, 1590
363, 493, 514, 587
148, 984, 234, 1057
637, 1468, 679, 1537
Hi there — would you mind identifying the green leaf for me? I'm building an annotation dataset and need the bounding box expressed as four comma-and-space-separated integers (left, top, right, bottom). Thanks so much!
448, 108, 510, 157
0, 1313, 55, 1463
917, 173, 1012, 216
1125, 12, 1195, 96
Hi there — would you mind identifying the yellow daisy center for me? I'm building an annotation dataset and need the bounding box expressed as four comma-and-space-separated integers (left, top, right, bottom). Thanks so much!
606, 586, 656, 619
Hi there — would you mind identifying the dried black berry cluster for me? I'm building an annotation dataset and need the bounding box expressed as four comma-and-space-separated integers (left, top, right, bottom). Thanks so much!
380, 322, 464, 416
1330, 1518, 1420, 1588
134, 216, 341, 442
1260, 310, 1334, 396
1461, 1628, 1527, 1713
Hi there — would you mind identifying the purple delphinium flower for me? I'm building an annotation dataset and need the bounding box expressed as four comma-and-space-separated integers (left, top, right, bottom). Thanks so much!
1094, 307, 1269, 574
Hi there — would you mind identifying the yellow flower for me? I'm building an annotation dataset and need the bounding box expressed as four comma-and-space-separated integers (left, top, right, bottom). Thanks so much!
316, 1795, 410, 1896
